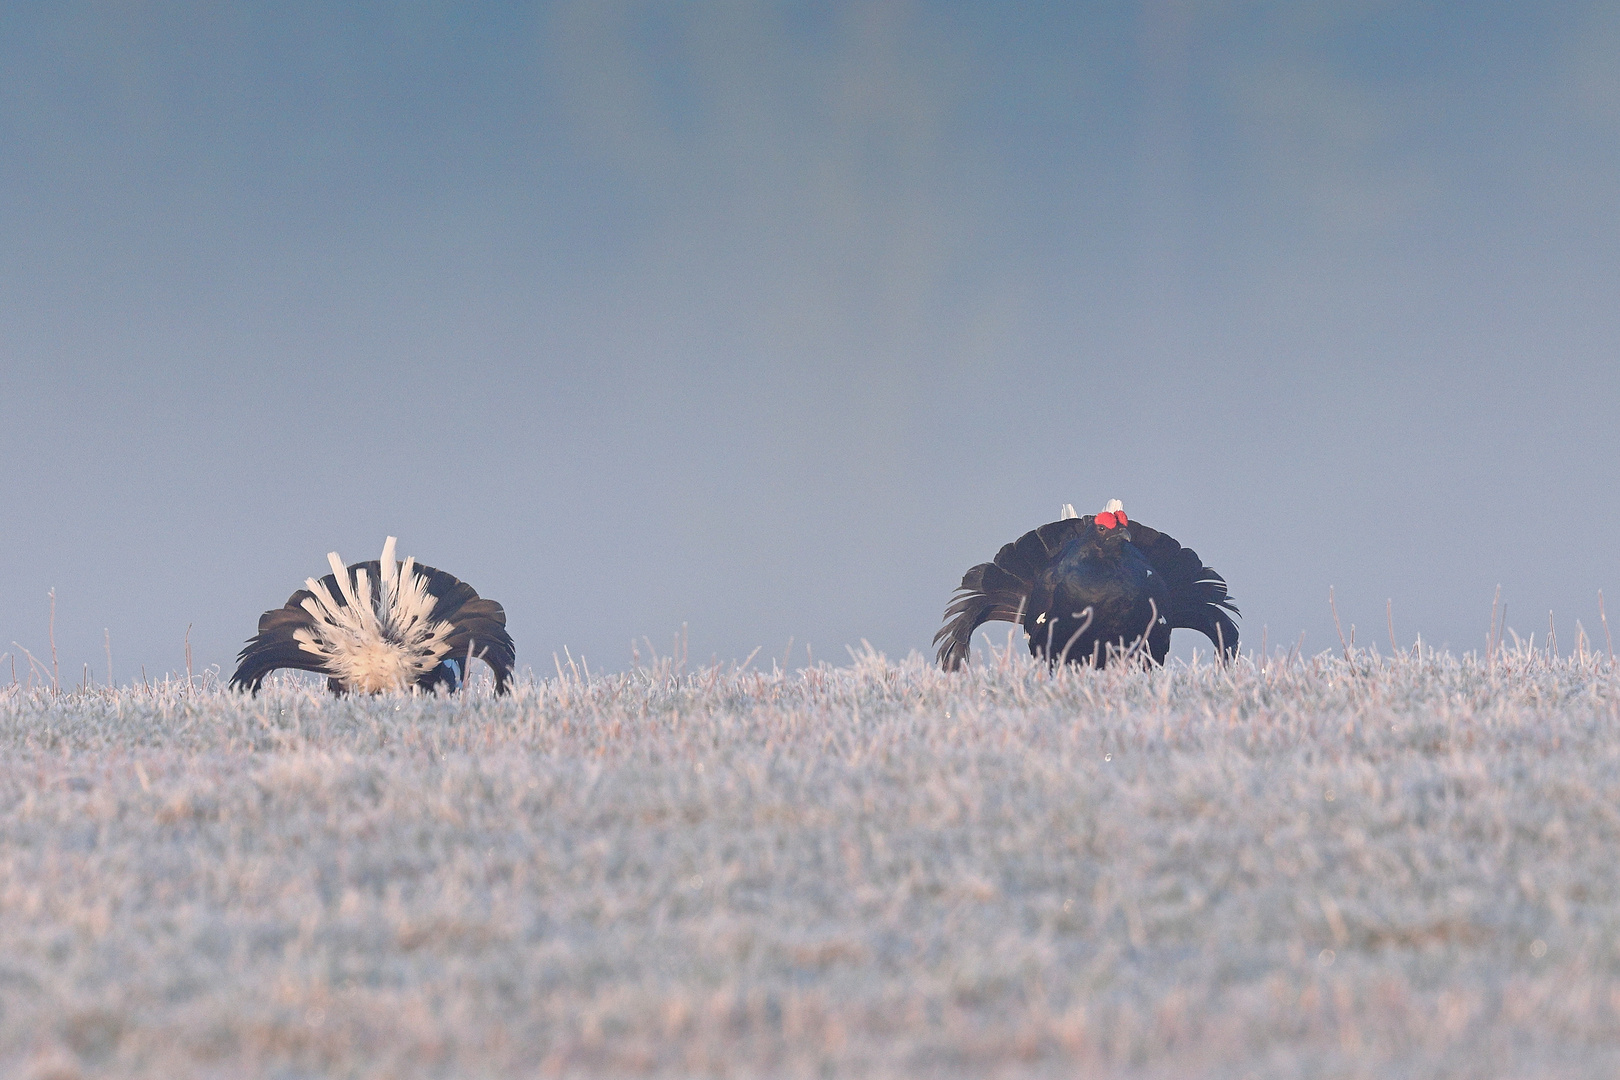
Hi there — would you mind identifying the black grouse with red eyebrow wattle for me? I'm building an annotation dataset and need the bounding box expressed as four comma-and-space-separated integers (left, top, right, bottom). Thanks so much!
934, 502, 1239, 670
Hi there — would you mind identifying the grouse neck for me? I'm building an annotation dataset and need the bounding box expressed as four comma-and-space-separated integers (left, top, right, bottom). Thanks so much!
1077, 533, 1133, 563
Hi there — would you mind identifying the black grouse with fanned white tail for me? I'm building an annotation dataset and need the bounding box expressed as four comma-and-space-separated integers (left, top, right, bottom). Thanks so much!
935, 500, 1238, 670
230, 537, 515, 694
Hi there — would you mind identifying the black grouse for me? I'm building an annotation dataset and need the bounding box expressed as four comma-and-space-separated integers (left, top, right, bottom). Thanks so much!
230, 537, 515, 694
935, 500, 1238, 670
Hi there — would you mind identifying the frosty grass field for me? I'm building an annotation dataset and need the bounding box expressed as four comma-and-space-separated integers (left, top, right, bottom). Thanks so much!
4, 633, 1620, 1079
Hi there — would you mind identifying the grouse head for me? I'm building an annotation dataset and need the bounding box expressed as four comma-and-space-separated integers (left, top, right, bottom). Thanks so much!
1083, 498, 1132, 553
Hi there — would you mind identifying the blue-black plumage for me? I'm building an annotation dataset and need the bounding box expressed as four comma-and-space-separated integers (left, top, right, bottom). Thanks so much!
936, 501, 1238, 670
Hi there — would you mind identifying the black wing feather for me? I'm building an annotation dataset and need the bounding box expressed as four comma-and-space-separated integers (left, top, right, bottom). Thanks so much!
229, 589, 326, 692
1126, 523, 1240, 658
400, 562, 515, 693
436, 597, 515, 693
934, 517, 1091, 670
421, 567, 481, 623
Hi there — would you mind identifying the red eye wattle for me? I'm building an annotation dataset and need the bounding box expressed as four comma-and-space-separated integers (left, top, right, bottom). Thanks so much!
1115, 510, 1128, 526
1097, 512, 1118, 529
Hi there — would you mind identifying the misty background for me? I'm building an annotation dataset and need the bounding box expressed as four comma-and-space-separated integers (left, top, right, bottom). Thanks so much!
2, 2, 1617, 686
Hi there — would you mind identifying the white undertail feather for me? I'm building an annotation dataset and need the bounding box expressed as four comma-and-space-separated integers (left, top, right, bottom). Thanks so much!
1102, 499, 1124, 514
1059, 504, 1079, 520
292, 536, 455, 693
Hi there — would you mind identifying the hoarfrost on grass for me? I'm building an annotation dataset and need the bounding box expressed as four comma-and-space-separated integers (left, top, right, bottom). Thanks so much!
2, 640, 1620, 1077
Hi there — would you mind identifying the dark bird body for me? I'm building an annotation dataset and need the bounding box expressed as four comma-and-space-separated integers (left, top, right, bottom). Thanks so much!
936, 505, 1238, 669
230, 537, 515, 695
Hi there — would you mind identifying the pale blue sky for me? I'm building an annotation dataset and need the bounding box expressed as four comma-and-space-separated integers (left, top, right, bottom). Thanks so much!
3, 2, 1617, 683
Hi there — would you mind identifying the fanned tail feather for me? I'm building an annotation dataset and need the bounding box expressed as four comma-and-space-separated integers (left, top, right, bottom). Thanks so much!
230, 538, 515, 694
